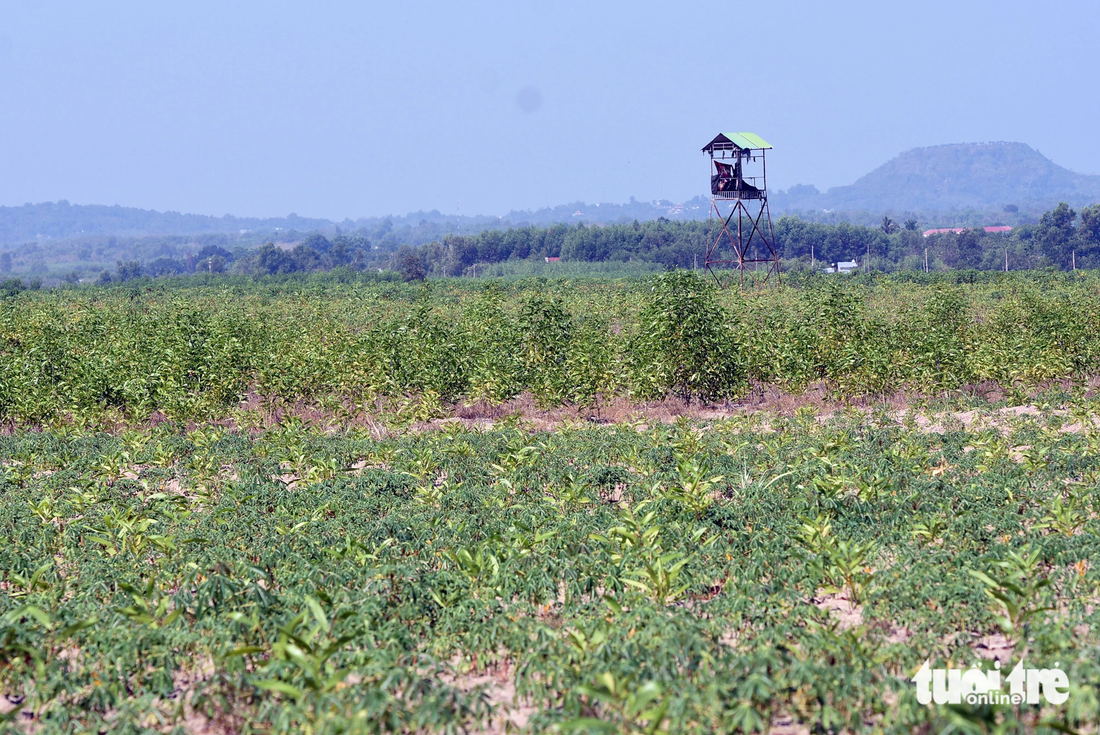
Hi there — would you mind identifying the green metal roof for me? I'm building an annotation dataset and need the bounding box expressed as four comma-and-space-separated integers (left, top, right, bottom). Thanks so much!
702, 132, 773, 152
731, 132, 771, 149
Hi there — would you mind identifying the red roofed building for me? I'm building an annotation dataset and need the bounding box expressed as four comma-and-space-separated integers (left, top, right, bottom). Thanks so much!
544, 257, 560, 263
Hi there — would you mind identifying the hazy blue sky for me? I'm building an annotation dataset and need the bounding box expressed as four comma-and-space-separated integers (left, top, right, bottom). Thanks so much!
1, 1, 1097, 219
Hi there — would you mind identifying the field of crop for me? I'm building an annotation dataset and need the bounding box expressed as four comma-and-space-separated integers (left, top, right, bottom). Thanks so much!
4, 272, 1100, 734
2, 270, 1100, 424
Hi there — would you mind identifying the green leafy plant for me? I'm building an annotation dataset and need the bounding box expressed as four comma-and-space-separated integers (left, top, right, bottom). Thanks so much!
796, 515, 877, 604
116, 576, 183, 629
1035, 494, 1087, 537
662, 456, 724, 519
968, 545, 1053, 644
561, 673, 669, 735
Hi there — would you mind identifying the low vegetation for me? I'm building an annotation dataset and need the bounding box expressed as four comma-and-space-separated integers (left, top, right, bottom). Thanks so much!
2, 270, 1100, 424
4, 401, 1100, 732
3, 271, 1100, 733
4, 201, 1099, 284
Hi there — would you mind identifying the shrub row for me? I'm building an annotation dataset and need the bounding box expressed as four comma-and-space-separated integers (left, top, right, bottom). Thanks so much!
1, 272, 1099, 421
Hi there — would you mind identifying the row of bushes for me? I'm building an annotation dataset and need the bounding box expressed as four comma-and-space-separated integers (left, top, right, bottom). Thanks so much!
1, 272, 1099, 421
43, 201, 1100, 287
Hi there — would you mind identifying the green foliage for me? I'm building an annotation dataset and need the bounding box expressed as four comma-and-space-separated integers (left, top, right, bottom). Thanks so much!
1036, 202, 1078, 266
562, 674, 669, 734
629, 271, 743, 401
796, 515, 877, 604
10, 199, 1100, 283
0, 276, 26, 298
1, 403, 1099, 732
968, 545, 1054, 644
114, 259, 143, 281
397, 248, 427, 282
662, 456, 724, 519
2, 274, 1100, 423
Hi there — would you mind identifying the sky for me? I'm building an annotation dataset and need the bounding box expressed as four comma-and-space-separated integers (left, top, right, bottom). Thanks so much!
0, 0, 1098, 220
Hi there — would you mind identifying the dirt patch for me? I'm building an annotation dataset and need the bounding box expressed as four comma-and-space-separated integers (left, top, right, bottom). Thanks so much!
769, 713, 812, 735
971, 633, 1015, 662
0, 694, 33, 726
12, 376, 1100, 439
998, 405, 1043, 418
441, 656, 535, 735
813, 591, 864, 629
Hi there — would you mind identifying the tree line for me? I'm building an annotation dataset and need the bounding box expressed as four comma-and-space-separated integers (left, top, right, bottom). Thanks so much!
44, 201, 1100, 285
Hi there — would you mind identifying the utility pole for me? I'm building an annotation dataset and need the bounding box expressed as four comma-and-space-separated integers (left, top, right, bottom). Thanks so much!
924, 247, 928, 273
811, 243, 814, 269
1073, 251, 1076, 270
1004, 248, 1008, 272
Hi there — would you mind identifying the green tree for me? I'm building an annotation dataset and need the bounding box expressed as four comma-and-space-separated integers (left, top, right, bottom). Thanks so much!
880, 216, 899, 235
196, 244, 232, 262
255, 242, 294, 275
1035, 201, 1077, 267
115, 260, 143, 281
956, 228, 983, 269
291, 243, 321, 271
1077, 204, 1100, 258
0, 277, 25, 297
326, 241, 350, 268
147, 257, 184, 277
398, 252, 426, 282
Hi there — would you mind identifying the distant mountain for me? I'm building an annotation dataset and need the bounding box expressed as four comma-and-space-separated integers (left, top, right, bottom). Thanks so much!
0, 201, 333, 245
499, 197, 708, 225
772, 142, 1100, 214
4, 142, 1100, 247
0, 198, 709, 248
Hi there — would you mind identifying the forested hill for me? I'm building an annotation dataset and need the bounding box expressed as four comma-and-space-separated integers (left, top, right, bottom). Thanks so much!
773, 142, 1100, 213
5, 143, 1100, 246
0, 199, 698, 246
0, 201, 334, 245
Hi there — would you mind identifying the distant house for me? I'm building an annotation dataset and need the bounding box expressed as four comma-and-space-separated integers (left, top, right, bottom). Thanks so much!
544, 257, 560, 263
837, 260, 859, 274
923, 226, 1013, 237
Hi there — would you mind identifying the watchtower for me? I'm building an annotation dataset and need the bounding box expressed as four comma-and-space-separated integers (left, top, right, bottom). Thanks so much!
702, 132, 780, 288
